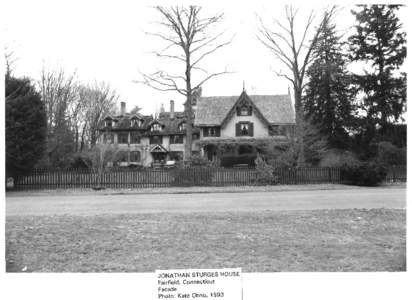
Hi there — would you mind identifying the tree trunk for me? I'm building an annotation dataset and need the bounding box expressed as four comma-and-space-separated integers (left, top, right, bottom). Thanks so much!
184, 53, 193, 164
294, 86, 305, 167
75, 126, 79, 152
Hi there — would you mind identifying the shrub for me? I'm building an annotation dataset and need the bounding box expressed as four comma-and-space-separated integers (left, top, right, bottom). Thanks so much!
376, 141, 406, 166
189, 154, 215, 167
341, 162, 387, 186
254, 155, 277, 185
319, 150, 361, 168
220, 155, 256, 167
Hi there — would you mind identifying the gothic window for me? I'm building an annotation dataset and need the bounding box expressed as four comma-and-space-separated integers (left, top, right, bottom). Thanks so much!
237, 104, 252, 116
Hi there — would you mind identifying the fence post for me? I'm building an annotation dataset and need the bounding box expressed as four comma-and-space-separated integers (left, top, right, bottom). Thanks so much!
392, 165, 396, 183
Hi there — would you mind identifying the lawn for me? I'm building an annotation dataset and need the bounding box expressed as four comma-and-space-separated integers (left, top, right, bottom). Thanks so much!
6, 208, 405, 272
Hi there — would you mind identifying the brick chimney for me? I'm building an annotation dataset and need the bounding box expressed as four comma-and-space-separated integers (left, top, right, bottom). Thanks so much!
170, 100, 175, 119
120, 101, 126, 116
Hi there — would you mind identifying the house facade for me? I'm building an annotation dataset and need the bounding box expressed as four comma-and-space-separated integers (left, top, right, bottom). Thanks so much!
195, 90, 295, 165
98, 101, 200, 167
98, 89, 295, 167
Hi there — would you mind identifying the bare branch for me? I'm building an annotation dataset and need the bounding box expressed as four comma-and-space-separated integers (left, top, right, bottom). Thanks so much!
138, 6, 231, 161
151, 51, 186, 63
193, 70, 232, 91
190, 36, 233, 69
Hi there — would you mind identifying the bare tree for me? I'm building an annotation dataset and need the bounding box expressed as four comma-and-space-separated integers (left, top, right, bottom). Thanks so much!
78, 82, 118, 150
257, 6, 335, 166
82, 143, 120, 189
138, 6, 232, 162
4, 46, 17, 79
39, 66, 79, 166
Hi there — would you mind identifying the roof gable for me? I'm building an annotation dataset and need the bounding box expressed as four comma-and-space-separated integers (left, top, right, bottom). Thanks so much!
195, 93, 295, 126
150, 144, 168, 153
220, 91, 270, 127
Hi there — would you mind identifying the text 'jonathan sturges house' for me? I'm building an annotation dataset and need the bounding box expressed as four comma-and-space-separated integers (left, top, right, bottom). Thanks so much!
98, 87, 295, 168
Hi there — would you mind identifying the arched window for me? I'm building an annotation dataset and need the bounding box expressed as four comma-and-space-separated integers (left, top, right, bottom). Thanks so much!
237, 104, 252, 116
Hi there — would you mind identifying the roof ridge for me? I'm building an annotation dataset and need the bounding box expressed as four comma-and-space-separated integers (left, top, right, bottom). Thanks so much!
201, 94, 290, 98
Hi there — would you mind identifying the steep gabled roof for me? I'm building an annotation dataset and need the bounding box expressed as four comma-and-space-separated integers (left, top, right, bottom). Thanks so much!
195, 93, 295, 126
145, 112, 199, 136
220, 91, 270, 127
98, 113, 153, 131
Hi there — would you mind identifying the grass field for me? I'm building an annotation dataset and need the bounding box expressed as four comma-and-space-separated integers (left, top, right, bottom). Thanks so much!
6, 208, 405, 272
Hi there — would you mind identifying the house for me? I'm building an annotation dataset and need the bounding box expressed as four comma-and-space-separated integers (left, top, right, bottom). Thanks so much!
98, 88, 295, 167
98, 101, 200, 167
195, 89, 295, 166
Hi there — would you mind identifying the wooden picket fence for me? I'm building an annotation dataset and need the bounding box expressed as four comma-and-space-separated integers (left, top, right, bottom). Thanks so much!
11, 165, 406, 190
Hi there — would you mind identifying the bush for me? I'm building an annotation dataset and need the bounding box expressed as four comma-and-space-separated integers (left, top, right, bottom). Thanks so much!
189, 154, 215, 167
341, 162, 387, 186
376, 141, 406, 166
220, 155, 256, 167
319, 150, 361, 168
254, 155, 277, 185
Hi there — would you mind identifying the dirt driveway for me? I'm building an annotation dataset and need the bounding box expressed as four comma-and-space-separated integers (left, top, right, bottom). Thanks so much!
6, 186, 406, 216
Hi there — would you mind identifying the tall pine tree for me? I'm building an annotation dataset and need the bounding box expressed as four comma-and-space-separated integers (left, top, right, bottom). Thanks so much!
6, 76, 47, 177
349, 5, 406, 143
303, 18, 354, 149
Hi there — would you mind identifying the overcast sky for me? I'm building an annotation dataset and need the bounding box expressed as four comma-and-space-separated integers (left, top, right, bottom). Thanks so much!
3, 0, 407, 115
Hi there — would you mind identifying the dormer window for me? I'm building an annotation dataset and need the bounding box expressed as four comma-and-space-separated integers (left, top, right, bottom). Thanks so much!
178, 122, 186, 131
105, 119, 113, 128
151, 123, 162, 131
131, 118, 143, 127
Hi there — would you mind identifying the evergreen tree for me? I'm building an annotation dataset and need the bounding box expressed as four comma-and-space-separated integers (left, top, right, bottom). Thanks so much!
303, 18, 354, 149
349, 5, 406, 142
6, 76, 47, 177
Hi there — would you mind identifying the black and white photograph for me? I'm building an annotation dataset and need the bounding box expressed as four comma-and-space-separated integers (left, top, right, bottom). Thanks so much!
2, 0, 409, 299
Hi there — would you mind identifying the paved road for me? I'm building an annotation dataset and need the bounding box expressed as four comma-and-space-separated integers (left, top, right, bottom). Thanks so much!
6, 187, 406, 216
